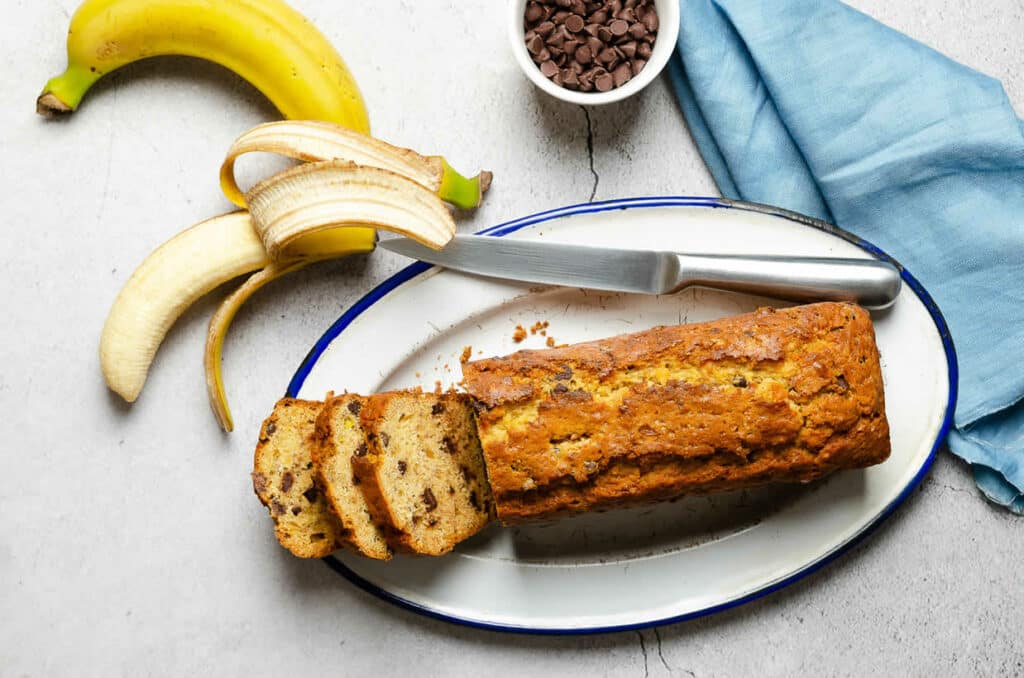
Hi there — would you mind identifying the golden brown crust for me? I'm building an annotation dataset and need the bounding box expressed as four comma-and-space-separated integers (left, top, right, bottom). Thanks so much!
462, 303, 891, 524
252, 398, 347, 557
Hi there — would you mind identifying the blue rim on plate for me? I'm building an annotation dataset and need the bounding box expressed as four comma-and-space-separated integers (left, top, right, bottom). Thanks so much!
286, 196, 959, 635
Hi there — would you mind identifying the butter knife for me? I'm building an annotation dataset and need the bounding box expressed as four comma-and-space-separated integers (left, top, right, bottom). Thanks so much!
379, 234, 902, 309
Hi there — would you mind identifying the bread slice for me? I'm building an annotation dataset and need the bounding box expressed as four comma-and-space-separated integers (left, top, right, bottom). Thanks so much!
312, 394, 392, 560
252, 398, 346, 558
352, 391, 494, 556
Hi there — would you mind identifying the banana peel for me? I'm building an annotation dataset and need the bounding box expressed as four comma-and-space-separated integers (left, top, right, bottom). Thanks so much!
204, 260, 312, 432
220, 120, 491, 210
100, 128, 488, 432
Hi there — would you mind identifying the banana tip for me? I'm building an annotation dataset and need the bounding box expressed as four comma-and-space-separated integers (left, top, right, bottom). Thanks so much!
37, 93, 73, 117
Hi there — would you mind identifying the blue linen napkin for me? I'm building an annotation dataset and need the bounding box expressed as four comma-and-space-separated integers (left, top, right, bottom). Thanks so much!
668, 0, 1024, 513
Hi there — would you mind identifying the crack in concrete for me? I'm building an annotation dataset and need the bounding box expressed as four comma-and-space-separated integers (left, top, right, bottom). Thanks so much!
580, 105, 599, 201
653, 627, 671, 673
636, 630, 650, 678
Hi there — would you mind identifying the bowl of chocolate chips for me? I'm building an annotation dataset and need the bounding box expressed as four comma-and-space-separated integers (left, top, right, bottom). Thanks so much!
509, 0, 679, 104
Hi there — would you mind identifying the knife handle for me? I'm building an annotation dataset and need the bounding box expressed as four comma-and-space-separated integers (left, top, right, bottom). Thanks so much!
673, 254, 902, 310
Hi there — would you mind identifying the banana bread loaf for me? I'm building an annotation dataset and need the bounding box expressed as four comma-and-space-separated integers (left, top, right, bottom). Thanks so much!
462, 302, 890, 524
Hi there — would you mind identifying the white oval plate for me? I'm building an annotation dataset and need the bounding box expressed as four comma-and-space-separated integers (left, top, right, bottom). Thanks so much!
288, 197, 956, 634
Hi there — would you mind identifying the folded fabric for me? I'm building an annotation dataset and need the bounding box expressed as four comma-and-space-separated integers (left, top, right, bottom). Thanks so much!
668, 0, 1024, 513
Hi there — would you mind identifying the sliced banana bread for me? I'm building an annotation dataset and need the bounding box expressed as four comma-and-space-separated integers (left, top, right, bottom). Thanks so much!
312, 394, 392, 561
352, 391, 494, 556
252, 398, 346, 558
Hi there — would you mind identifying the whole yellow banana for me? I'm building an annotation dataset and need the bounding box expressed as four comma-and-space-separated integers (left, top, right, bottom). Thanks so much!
37, 0, 369, 131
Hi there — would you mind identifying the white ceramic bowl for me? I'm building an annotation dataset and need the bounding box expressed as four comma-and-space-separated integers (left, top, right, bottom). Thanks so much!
508, 0, 679, 105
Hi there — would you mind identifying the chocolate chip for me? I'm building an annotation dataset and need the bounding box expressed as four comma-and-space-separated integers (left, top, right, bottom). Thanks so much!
616, 8, 635, 22
291, 506, 301, 516
448, 485, 456, 495
422, 488, 438, 512
271, 500, 286, 516
354, 443, 368, 457
565, 13, 585, 32
347, 400, 361, 415
642, 11, 658, 31
427, 517, 440, 527
597, 25, 612, 42
590, 10, 608, 23
398, 460, 407, 474
631, 58, 646, 76
620, 41, 637, 58
442, 437, 457, 455
637, 41, 652, 59
302, 487, 318, 503
553, 383, 569, 394
379, 432, 390, 448
525, 2, 544, 23
628, 22, 647, 40
310, 532, 326, 541
732, 375, 748, 388
555, 365, 573, 380
431, 402, 445, 415
459, 465, 473, 484
280, 471, 294, 493
265, 421, 276, 435
252, 472, 268, 495
352, 474, 361, 486
575, 45, 593, 64
595, 72, 614, 91
535, 20, 555, 36
612, 62, 632, 87
469, 490, 481, 511
540, 60, 559, 77
837, 375, 849, 392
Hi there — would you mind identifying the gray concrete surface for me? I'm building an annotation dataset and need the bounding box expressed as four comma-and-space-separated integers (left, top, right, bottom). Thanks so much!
1, 0, 1021, 675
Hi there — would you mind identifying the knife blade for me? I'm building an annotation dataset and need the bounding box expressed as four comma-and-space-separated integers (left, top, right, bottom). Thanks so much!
379, 234, 902, 309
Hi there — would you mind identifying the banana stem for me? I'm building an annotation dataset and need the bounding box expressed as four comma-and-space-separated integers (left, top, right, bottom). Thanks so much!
37, 64, 102, 115
439, 160, 493, 210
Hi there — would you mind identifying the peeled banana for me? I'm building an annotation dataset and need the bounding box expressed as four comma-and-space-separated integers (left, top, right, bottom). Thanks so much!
101, 212, 376, 406
220, 121, 492, 210
100, 212, 270, 403
37, 0, 369, 131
